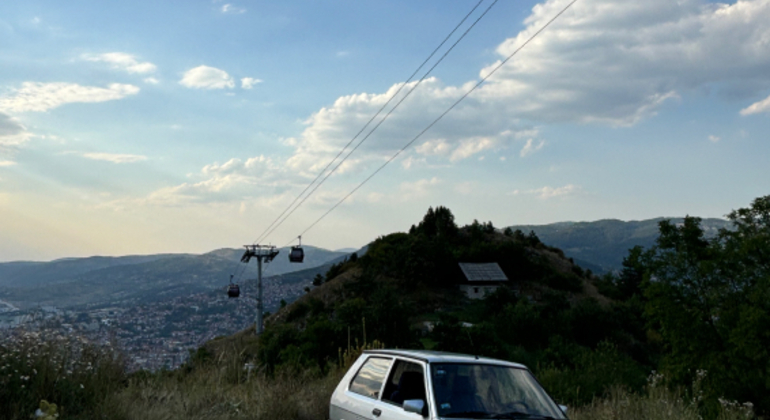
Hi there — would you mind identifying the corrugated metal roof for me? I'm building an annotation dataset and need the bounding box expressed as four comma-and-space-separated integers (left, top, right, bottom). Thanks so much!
459, 262, 508, 282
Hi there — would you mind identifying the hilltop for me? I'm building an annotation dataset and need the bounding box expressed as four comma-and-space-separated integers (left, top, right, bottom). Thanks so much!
256, 208, 629, 383
509, 217, 731, 272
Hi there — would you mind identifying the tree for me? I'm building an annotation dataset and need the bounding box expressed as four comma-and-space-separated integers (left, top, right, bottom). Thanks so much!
642, 198, 770, 415
312, 273, 324, 286
413, 206, 459, 239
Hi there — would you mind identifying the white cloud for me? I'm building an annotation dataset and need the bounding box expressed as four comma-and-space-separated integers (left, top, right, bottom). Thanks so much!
475, 0, 770, 126
273, 0, 770, 178
82, 52, 157, 74
180, 66, 235, 89
529, 184, 580, 199
143, 77, 159, 85
241, 77, 262, 89
127, 155, 302, 207
336, 51, 350, 58
0, 160, 16, 167
708, 135, 720, 143
221, 4, 246, 14
81, 153, 148, 163
0, 82, 140, 112
520, 138, 545, 157
0, 112, 33, 148
740, 93, 770, 115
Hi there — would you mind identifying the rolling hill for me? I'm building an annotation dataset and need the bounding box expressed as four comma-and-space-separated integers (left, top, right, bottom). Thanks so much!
508, 217, 731, 273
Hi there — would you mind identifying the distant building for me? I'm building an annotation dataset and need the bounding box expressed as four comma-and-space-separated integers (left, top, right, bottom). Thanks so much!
458, 262, 509, 299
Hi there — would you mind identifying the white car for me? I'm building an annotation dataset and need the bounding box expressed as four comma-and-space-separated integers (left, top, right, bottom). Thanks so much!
330, 349, 568, 420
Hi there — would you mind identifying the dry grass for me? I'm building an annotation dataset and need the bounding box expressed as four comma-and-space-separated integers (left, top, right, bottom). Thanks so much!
105, 341, 382, 420
569, 373, 755, 420
106, 367, 341, 420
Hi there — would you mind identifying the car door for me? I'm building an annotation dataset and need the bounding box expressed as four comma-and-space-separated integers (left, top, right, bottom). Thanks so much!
335, 356, 394, 420
373, 358, 432, 420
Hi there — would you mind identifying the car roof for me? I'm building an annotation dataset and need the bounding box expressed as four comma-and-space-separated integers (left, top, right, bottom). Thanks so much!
362, 349, 528, 369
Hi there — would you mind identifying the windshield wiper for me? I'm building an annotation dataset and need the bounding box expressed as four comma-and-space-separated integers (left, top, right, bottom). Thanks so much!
442, 411, 494, 418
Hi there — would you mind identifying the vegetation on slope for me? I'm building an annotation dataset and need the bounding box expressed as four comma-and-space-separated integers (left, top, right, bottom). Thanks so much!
2, 196, 768, 420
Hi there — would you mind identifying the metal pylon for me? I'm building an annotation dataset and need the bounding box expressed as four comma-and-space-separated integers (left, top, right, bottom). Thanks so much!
241, 244, 279, 335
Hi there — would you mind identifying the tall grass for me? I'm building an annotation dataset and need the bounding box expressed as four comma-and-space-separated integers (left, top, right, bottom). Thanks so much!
569, 372, 755, 420
103, 340, 383, 420
0, 329, 126, 420
1, 330, 757, 420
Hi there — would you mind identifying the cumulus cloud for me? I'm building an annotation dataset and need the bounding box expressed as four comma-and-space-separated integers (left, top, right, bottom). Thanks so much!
0, 82, 139, 112
708, 135, 720, 143
276, 0, 770, 178
241, 77, 262, 89
82, 52, 157, 74
143, 77, 159, 85
740, 93, 770, 115
131, 156, 301, 206
180, 66, 235, 89
81, 153, 148, 163
0, 160, 16, 166
476, 0, 770, 126
115, 0, 770, 209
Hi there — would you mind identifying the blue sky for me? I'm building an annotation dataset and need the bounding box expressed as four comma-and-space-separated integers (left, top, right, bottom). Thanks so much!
1, 0, 769, 262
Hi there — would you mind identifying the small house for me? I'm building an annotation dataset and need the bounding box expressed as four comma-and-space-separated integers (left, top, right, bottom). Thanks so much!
458, 262, 509, 299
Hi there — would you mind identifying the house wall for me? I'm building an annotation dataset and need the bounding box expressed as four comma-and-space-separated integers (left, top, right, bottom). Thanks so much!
459, 285, 499, 300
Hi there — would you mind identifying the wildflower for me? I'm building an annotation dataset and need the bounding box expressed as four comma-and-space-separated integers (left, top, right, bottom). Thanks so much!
79, 384, 84, 389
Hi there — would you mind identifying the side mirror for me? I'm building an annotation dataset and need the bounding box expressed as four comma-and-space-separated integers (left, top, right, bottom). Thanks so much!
403, 399, 427, 417
558, 404, 568, 414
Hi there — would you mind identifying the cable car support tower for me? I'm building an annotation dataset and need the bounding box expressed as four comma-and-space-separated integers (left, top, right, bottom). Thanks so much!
240, 245, 279, 335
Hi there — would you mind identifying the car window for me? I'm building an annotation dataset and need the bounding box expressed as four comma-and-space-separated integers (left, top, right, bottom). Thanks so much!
382, 360, 426, 406
349, 357, 392, 399
431, 363, 565, 419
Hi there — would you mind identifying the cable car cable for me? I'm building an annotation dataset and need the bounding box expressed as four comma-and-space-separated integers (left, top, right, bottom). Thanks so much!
260, 0, 500, 244
251, 0, 489, 246
282, 0, 580, 245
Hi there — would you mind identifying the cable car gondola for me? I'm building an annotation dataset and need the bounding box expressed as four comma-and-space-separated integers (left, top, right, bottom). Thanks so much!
227, 275, 240, 298
289, 236, 304, 263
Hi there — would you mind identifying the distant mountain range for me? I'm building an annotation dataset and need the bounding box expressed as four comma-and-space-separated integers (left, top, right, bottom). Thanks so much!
508, 217, 732, 273
0, 246, 353, 310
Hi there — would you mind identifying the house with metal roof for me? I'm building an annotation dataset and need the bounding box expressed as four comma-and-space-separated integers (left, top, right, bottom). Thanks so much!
458, 262, 510, 299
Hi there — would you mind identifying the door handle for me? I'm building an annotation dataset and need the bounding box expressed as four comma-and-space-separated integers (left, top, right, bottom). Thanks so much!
372, 408, 382, 417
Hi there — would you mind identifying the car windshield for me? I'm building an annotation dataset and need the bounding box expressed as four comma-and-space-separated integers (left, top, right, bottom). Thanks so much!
430, 363, 565, 419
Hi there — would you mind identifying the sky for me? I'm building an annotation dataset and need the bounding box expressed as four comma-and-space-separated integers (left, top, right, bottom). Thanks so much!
1, 0, 770, 262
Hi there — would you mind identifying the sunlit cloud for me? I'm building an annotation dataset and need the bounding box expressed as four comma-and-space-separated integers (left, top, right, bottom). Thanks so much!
0, 82, 139, 112
82, 52, 157, 74
81, 153, 148, 164
241, 77, 262, 89
740, 93, 770, 115
180, 66, 235, 89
